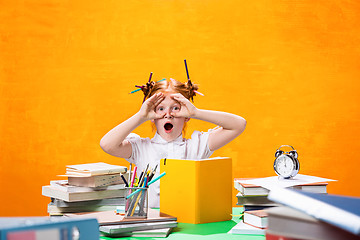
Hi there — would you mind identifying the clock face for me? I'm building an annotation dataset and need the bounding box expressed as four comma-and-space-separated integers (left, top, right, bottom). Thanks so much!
274, 155, 294, 178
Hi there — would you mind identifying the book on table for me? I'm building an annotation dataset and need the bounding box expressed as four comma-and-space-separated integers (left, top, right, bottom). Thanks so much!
50, 180, 126, 193
160, 157, 232, 224
65, 208, 178, 237
243, 209, 268, 229
67, 172, 128, 187
266, 206, 360, 240
65, 162, 127, 177
64, 208, 177, 226
267, 187, 360, 237
100, 227, 173, 238
42, 185, 125, 202
51, 197, 125, 208
99, 221, 177, 236
236, 192, 280, 206
47, 202, 121, 215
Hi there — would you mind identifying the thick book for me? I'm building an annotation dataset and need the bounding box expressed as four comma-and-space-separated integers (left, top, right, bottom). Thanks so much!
236, 192, 280, 206
64, 208, 177, 226
244, 210, 268, 229
68, 172, 127, 187
65, 162, 127, 177
160, 157, 232, 224
0, 217, 99, 240
268, 187, 360, 236
99, 221, 177, 235
235, 178, 328, 196
50, 180, 125, 193
51, 197, 125, 207
228, 221, 265, 235
235, 179, 269, 196
266, 206, 360, 240
47, 202, 120, 215
42, 185, 125, 202
100, 227, 173, 238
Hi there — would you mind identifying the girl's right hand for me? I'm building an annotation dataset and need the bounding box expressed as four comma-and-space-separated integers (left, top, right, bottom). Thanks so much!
138, 92, 165, 121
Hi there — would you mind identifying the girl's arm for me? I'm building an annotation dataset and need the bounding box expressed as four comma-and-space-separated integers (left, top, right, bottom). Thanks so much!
100, 92, 165, 158
171, 93, 246, 151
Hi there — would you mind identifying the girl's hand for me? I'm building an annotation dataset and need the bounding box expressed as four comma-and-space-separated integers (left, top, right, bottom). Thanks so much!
138, 92, 165, 121
170, 93, 198, 118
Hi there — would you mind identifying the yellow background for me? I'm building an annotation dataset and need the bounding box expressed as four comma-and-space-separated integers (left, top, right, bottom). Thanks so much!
1, 1, 359, 216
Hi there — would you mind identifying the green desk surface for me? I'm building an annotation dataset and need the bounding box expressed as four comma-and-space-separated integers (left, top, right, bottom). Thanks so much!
100, 221, 265, 240
100, 208, 265, 240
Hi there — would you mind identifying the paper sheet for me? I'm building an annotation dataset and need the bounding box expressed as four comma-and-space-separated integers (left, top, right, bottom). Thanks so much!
239, 174, 336, 190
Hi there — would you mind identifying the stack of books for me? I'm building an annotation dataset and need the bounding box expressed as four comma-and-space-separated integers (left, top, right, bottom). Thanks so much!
266, 188, 360, 240
42, 162, 128, 215
65, 208, 178, 238
234, 178, 328, 211
230, 175, 332, 235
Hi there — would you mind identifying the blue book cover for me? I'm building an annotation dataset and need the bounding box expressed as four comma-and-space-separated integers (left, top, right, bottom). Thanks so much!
268, 187, 360, 236
0, 217, 99, 240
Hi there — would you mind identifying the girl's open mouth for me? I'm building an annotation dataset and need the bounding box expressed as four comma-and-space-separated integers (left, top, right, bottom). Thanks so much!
164, 123, 174, 133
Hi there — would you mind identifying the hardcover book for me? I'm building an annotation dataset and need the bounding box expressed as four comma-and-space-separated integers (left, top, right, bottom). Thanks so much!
47, 202, 121, 215
64, 208, 177, 226
266, 206, 360, 240
244, 210, 268, 229
68, 172, 128, 187
99, 221, 177, 235
42, 185, 125, 202
51, 197, 125, 207
160, 157, 232, 224
268, 187, 360, 236
100, 227, 173, 238
50, 180, 125, 193
65, 162, 127, 177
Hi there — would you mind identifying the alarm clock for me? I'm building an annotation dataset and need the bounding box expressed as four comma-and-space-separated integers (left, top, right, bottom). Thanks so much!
274, 145, 300, 179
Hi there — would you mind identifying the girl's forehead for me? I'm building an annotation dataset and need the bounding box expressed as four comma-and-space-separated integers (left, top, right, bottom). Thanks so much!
159, 94, 179, 104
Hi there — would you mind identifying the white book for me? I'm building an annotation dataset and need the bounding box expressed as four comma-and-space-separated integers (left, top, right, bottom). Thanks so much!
50, 180, 125, 193
228, 221, 265, 235
42, 185, 125, 202
47, 203, 119, 214
243, 210, 268, 229
100, 221, 178, 235
66, 162, 127, 177
51, 197, 124, 207
100, 228, 173, 238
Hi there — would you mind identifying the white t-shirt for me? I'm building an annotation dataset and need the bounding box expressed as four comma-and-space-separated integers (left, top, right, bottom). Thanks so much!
125, 130, 214, 208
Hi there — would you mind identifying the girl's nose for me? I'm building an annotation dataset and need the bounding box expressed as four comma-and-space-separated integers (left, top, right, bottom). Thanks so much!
164, 109, 174, 119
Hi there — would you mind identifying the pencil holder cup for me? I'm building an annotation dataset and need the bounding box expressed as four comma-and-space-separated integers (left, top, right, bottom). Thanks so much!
124, 187, 148, 218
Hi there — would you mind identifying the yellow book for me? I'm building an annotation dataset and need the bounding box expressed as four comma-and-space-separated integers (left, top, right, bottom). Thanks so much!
160, 157, 232, 224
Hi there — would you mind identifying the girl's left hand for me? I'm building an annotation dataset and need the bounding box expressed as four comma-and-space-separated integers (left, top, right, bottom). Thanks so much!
170, 93, 198, 118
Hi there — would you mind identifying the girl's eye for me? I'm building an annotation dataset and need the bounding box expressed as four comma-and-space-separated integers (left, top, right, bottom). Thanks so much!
157, 107, 164, 111
172, 106, 180, 111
